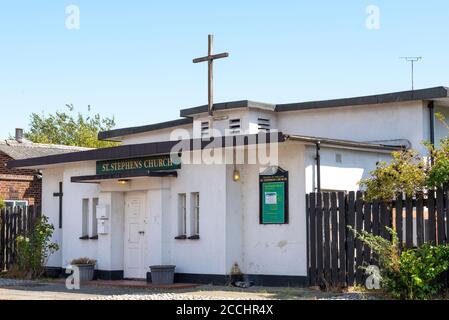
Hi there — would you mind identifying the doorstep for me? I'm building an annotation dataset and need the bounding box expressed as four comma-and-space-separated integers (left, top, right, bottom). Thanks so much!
52, 278, 199, 290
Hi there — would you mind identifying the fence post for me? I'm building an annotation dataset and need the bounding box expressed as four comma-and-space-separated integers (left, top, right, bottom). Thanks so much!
323, 193, 331, 285
309, 193, 317, 286
316, 193, 324, 285
346, 191, 356, 286
337, 192, 347, 287
0, 209, 4, 271
355, 191, 364, 284
330, 193, 339, 286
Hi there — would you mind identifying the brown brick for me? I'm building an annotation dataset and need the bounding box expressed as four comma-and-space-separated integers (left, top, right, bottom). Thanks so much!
0, 151, 41, 206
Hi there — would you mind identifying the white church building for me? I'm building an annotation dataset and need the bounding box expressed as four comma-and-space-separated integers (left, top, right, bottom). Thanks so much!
8, 86, 449, 285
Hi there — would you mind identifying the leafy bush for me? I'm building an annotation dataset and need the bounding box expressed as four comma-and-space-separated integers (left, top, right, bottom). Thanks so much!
350, 227, 449, 300
0, 198, 5, 210
426, 137, 449, 188
15, 216, 59, 279
359, 150, 427, 202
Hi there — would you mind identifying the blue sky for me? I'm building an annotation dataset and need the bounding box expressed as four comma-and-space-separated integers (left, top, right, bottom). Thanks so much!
1, 1, 449, 137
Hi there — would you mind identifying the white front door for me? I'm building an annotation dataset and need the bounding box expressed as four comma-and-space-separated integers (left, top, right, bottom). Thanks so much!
124, 192, 147, 279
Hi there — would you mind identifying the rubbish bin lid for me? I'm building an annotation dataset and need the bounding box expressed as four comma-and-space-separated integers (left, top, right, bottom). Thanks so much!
150, 265, 176, 269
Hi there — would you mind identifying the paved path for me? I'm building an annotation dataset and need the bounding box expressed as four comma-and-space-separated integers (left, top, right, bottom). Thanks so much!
0, 279, 378, 300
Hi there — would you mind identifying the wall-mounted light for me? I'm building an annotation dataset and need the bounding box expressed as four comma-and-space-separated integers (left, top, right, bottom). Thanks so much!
233, 165, 241, 182
117, 179, 129, 185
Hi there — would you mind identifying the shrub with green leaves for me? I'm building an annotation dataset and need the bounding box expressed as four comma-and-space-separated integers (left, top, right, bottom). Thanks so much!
359, 150, 427, 202
350, 227, 449, 300
0, 198, 5, 210
15, 215, 59, 279
426, 138, 449, 188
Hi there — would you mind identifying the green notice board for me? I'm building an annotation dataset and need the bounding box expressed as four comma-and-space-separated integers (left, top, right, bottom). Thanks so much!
259, 168, 289, 224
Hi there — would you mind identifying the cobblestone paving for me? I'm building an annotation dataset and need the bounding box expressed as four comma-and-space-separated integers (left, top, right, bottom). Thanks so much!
0, 279, 379, 300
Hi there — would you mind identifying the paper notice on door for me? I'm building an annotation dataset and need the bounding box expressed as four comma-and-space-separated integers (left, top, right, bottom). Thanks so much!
265, 192, 277, 205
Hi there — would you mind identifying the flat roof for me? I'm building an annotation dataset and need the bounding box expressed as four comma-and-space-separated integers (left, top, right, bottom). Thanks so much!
98, 118, 192, 141
276, 86, 449, 112
8, 132, 286, 169
179, 100, 276, 117
98, 86, 448, 141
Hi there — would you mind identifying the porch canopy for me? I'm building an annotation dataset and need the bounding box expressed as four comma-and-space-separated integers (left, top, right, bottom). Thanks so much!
7, 132, 286, 170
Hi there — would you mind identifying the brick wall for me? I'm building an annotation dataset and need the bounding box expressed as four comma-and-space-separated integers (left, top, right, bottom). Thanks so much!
0, 151, 41, 206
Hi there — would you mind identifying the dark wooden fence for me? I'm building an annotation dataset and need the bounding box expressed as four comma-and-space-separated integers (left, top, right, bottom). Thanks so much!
0, 205, 41, 271
306, 190, 449, 287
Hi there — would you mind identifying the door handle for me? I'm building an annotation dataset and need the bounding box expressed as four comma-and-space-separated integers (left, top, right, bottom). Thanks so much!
139, 231, 145, 235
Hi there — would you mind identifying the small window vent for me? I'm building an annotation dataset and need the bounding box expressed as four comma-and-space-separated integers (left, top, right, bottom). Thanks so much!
201, 121, 210, 138
229, 119, 241, 134
258, 118, 271, 132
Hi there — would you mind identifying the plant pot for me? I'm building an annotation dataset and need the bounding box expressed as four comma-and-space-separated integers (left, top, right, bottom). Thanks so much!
149, 265, 176, 285
73, 264, 95, 281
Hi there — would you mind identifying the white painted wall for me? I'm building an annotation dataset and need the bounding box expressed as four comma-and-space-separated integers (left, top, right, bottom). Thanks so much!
305, 146, 392, 193
240, 143, 307, 276
41, 167, 63, 268
61, 162, 99, 267
168, 163, 228, 274
120, 124, 192, 145
278, 101, 428, 154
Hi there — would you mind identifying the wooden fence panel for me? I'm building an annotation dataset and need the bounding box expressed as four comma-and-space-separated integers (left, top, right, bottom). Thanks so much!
330, 193, 339, 285
363, 201, 372, 265
309, 193, 317, 286
337, 192, 346, 287
428, 191, 436, 244
0, 206, 40, 270
0, 210, 5, 270
436, 189, 446, 245
346, 191, 356, 286
355, 191, 364, 284
416, 195, 424, 247
323, 193, 331, 285
405, 196, 413, 249
316, 193, 324, 284
306, 189, 449, 288
395, 195, 403, 249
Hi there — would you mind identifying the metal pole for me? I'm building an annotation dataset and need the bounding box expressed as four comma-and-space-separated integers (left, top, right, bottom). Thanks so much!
316, 141, 321, 193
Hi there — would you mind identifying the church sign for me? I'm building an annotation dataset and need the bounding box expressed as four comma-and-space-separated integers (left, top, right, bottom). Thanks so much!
96, 155, 181, 175
259, 167, 289, 224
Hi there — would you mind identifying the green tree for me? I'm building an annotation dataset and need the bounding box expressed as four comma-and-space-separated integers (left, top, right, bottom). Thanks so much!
25, 105, 118, 148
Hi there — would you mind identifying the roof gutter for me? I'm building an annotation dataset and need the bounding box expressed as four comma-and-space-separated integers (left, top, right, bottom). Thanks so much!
285, 135, 406, 153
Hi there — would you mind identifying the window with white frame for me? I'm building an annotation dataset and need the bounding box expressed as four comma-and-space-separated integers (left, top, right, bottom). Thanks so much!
81, 198, 89, 238
4, 200, 28, 209
91, 198, 99, 238
177, 193, 187, 237
190, 192, 200, 236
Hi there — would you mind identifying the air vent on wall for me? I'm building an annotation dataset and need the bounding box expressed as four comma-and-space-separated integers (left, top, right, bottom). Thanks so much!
229, 119, 241, 134
258, 118, 271, 132
201, 121, 210, 138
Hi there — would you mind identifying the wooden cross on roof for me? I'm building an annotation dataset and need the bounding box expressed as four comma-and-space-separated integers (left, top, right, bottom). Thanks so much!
193, 35, 229, 116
